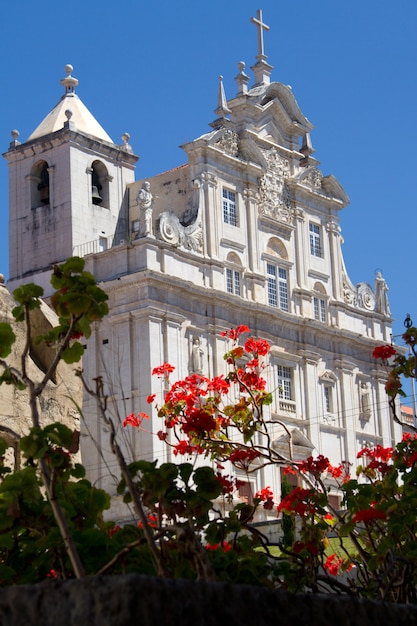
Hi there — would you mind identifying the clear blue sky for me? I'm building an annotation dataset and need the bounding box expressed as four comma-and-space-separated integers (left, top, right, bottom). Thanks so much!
1, 2, 416, 367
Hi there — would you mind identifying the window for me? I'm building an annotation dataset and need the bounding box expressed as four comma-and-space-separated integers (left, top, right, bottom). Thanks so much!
223, 189, 238, 226
277, 365, 292, 401
324, 386, 332, 413
226, 268, 241, 295
30, 160, 50, 209
267, 263, 288, 311
91, 160, 110, 207
132, 219, 140, 233
309, 223, 322, 257
99, 236, 108, 251
314, 297, 326, 322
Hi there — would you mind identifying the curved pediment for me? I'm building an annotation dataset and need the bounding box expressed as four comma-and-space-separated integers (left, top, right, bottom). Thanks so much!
258, 82, 313, 135
297, 168, 350, 208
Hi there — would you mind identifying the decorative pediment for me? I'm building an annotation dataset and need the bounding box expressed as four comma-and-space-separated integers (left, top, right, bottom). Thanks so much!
272, 427, 315, 461
213, 129, 240, 157
319, 371, 338, 385
258, 82, 313, 136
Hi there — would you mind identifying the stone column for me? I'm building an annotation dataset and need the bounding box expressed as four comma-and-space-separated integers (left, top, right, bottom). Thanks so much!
326, 220, 343, 301
334, 358, 357, 466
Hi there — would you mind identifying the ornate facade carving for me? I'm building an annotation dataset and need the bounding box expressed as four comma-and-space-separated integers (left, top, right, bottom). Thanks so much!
157, 210, 202, 252
215, 129, 239, 157
258, 148, 294, 222
342, 274, 377, 312
304, 168, 323, 190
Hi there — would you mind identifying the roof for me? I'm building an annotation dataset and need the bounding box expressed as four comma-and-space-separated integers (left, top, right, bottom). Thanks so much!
27, 65, 113, 144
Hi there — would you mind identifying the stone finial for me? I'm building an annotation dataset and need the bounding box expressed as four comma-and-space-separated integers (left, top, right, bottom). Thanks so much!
300, 133, 315, 166
0, 274, 5, 286
65, 109, 73, 121
9, 129, 20, 149
121, 132, 133, 153
235, 61, 249, 96
60, 64, 79, 95
214, 76, 231, 118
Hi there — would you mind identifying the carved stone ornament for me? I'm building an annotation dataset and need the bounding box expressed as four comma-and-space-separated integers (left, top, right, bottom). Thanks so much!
258, 148, 293, 222
157, 211, 203, 252
342, 274, 377, 312
215, 130, 239, 157
304, 168, 323, 190
357, 283, 376, 311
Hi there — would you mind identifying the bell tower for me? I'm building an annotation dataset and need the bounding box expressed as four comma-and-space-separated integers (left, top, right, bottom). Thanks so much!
4, 65, 138, 295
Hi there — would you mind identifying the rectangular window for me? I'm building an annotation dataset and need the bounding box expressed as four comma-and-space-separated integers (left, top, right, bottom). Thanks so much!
313, 297, 326, 322
223, 189, 238, 226
309, 223, 322, 257
267, 264, 288, 311
99, 236, 108, 252
132, 219, 140, 233
226, 268, 241, 295
277, 365, 292, 401
324, 386, 332, 413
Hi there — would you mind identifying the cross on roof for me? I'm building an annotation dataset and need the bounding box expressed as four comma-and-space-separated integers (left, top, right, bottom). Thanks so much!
251, 9, 269, 58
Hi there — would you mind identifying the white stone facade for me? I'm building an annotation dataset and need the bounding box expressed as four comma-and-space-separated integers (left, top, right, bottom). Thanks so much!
4, 14, 401, 514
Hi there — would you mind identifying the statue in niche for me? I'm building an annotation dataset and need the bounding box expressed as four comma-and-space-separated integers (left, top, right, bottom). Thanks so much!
360, 382, 371, 418
137, 181, 153, 237
191, 336, 204, 374
374, 271, 391, 317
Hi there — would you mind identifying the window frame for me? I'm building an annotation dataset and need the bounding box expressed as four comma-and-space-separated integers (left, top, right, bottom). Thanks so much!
267, 263, 288, 311
309, 222, 322, 258
226, 267, 241, 296
313, 296, 326, 322
222, 188, 238, 227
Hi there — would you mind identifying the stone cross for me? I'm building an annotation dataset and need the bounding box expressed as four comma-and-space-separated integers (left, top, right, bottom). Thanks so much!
251, 9, 270, 58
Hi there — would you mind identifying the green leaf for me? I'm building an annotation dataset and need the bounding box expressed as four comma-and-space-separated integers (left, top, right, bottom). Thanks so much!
0, 323, 16, 358
62, 341, 84, 364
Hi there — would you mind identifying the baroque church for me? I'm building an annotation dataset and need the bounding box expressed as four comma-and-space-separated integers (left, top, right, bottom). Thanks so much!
4, 11, 400, 515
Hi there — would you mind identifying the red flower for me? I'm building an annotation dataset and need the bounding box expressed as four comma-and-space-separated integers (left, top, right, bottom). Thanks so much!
244, 337, 270, 357
205, 541, 232, 552
71, 331, 84, 340
47, 569, 58, 579
123, 412, 149, 428
255, 486, 275, 510
229, 448, 261, 467
277, 487, 320, 518
372, 344, 396, 360
157, 430, 167, 441
297, 455, 330, 477
352, 508, 387, 523
220, 325, 250, 340
108, 524, 121, 538
147, 394, 156, 403
324, 554, 342, 576
152, 362, 175, 377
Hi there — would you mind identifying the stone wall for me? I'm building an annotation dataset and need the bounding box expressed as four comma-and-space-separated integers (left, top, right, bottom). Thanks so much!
0, 575, 416, 626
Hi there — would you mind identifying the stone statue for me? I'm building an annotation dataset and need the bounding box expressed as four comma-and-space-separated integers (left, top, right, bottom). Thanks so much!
374, 271, 391, 317
191, 336, 204, 374
360, 382, 371, 418
137, 181, 153, 237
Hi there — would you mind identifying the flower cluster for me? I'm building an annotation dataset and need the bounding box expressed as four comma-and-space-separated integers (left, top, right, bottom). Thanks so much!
277, 487, 322, 518
372, 344, 396, 360
255, 486, 275, 510
123, 412, 150, 428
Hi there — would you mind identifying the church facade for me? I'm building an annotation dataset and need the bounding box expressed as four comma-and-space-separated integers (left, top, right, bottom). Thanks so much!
4, 11, 400, 514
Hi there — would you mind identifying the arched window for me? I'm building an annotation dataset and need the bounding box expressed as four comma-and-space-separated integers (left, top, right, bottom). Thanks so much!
91, 160, 109, 207
265, 238, 289, 311
225, 252, 243, 296
313, 282, 327, 322
30, 160, 50, 209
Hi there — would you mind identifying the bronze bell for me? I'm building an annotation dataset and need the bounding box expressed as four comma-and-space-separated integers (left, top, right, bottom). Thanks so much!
92, 185, 103, 205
